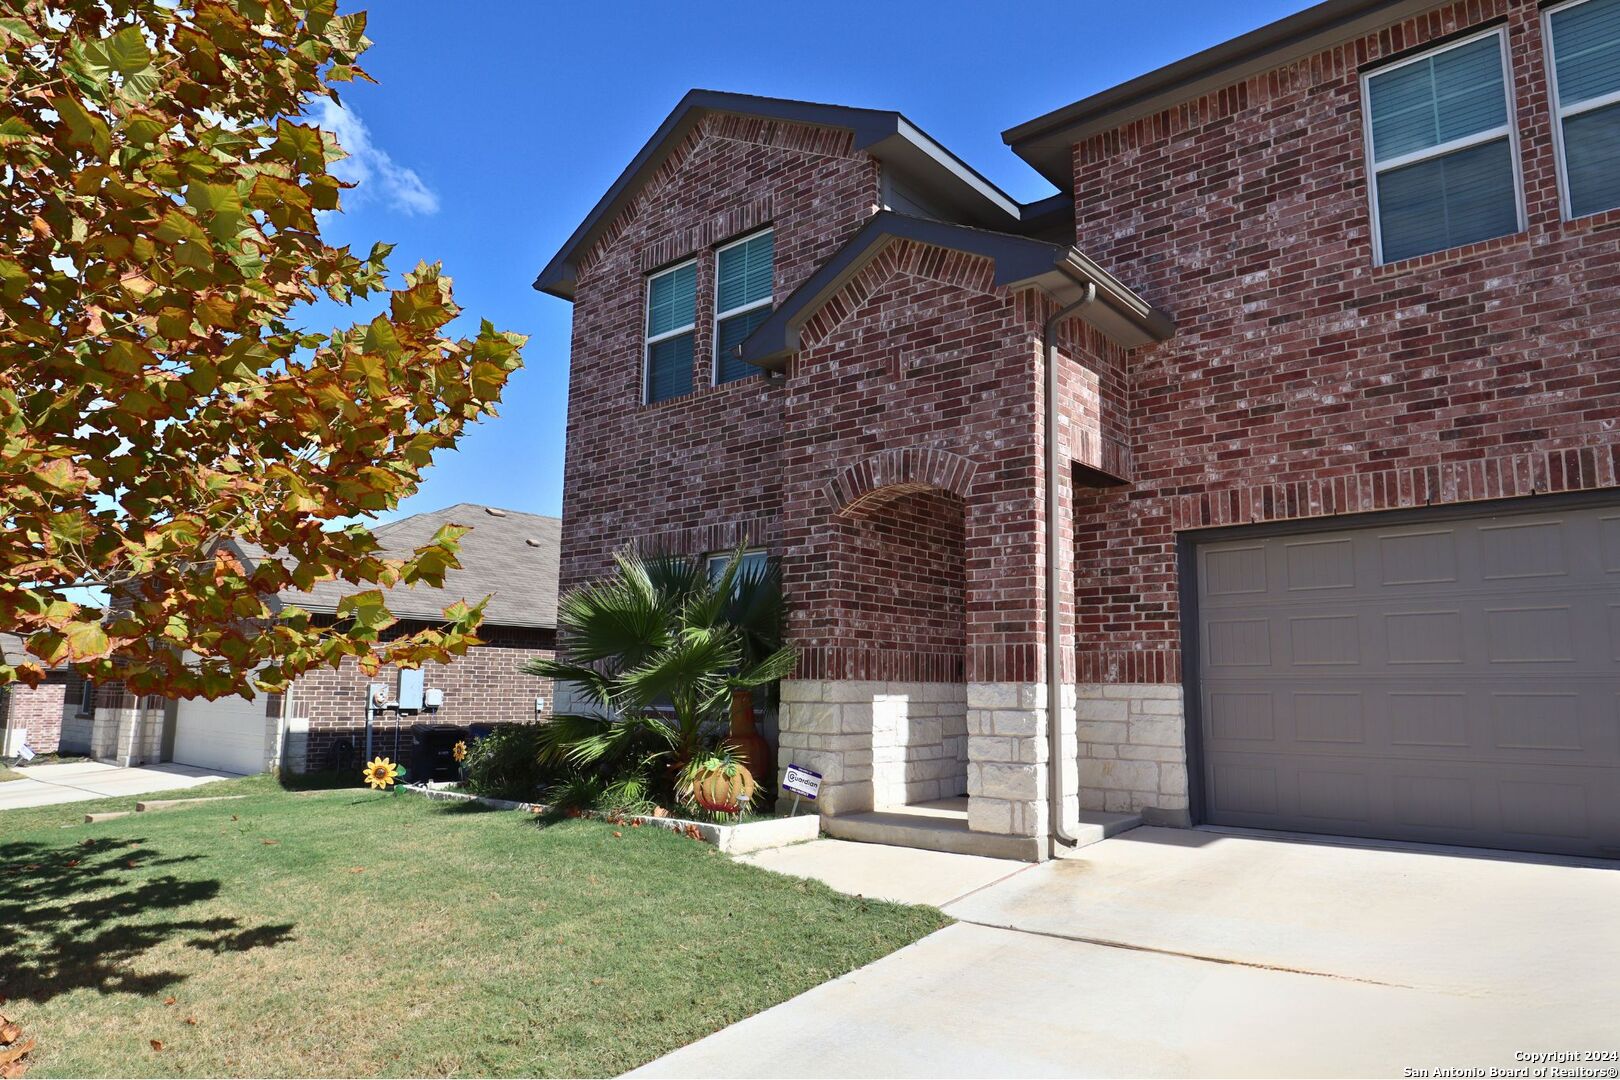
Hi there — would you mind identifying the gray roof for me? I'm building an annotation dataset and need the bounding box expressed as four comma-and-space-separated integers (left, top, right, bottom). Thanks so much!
534, 90, 1066, 301
737, 212, 1174, 370
1004, 0, 1425, 187
264, 504, 560, 631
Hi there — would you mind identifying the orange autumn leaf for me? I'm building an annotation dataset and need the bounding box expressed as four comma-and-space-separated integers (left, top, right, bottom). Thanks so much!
0, 2, 524, 700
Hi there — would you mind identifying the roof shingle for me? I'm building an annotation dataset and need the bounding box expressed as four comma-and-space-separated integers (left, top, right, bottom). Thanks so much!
268, 504, 560, 630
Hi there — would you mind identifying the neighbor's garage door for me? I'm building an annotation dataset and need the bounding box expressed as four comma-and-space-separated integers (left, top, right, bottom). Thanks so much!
1194, 500, 1620, 858
173, 694, 267, 775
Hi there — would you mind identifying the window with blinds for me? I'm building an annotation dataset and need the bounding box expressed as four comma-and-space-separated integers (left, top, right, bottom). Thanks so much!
713, 229, 773, 385
1362, 29, 1523, 263
644, 260, 696, 403
1547, 0, 1620, 219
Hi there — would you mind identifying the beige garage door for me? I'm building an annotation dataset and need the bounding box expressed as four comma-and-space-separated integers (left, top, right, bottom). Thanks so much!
1195, 499, 1620, 858
173, 694, 267, 775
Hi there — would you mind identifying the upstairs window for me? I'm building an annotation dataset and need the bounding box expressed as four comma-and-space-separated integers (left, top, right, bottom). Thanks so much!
645, 259, 696, 403
713, 229, 773, 385
1547, 0, 1620, 219
1363, 29, 1523, 263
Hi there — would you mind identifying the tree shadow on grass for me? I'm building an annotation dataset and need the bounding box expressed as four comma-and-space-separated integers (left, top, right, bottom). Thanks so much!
427, 798, 512, 816
0, 838, 295, 1004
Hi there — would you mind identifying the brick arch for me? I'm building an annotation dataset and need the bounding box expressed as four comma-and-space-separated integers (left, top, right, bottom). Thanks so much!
824, 447, 978, 517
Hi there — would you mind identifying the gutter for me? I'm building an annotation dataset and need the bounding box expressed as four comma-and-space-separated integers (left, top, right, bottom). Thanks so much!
1042, 276, 1095, 853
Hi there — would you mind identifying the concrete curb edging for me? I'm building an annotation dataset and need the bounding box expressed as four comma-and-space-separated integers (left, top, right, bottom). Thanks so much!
135, 795, 249, 813
405, 784, 821, 854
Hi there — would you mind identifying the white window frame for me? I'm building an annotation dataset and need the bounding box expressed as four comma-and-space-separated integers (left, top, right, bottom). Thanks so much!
711, 228, 774, 385
1359, 25, 1527, 265
1544, 0, 1620, 220
644, 257, 697, 405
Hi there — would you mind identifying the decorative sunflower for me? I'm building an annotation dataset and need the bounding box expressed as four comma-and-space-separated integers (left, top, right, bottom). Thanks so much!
362, 757, 401, 790
451, 740, 468, 763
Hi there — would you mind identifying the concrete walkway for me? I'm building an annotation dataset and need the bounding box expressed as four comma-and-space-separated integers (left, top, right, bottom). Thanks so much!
0, 760, 242, 811
636, 827, 1620, 1077
737, 838, 1029, 906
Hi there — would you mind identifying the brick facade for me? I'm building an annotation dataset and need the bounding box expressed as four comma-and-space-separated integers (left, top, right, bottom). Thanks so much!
1, 675, 67, 755
287, 620, 556, 772
559, 114, 880, 590
548, 0, 1619, 854
1069, 0, 1620, 685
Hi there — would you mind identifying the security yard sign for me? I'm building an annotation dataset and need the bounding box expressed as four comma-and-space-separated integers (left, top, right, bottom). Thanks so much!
782, 763, 822, 814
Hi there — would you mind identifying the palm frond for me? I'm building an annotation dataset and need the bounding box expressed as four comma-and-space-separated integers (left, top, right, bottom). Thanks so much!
729, 644, 799, 689
620, 629, 740, 710
521, 659, 616, 710
684, 545, 745, 629
726, 556, 785, 667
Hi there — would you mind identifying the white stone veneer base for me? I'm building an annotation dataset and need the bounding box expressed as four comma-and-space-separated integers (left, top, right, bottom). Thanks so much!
1075, 683, 1189, 825
779, 680, 967, 816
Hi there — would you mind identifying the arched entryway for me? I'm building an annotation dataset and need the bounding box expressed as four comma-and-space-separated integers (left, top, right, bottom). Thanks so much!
781, 448, 976, 810
779, 445, 1052, 859
838, 484, 967, 806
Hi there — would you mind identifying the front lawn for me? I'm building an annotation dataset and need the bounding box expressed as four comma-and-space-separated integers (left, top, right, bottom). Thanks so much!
0, 776, 947, 1077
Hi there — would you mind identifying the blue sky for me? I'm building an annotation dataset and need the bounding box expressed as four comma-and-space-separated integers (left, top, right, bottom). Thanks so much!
317, 0, 1315, 523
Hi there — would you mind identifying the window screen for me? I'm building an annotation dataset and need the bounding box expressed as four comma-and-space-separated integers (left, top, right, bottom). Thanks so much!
1549, 0, 1620, 218
645, 261, 696, 403
1364, 32, 1521, 262
713, 230, 773, 385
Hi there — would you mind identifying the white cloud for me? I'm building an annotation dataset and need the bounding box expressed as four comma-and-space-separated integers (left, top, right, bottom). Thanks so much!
317, 99, 440, 216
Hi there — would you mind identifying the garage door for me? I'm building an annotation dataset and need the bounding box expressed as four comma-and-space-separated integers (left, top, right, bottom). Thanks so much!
173, 695, 267, 775
1194, 499, 1620, 858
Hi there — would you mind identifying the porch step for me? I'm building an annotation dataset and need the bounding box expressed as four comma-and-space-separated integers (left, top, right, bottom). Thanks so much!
822, 799, 1142, 862
824, 806, 1037, 861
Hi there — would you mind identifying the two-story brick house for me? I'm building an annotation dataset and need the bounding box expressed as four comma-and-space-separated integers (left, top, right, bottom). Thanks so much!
539, 0, 1620, 860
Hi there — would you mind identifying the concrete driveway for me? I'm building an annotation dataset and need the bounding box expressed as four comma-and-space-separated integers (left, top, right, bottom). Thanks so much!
636, 828, 1620, 1078
0, 760, 241, 811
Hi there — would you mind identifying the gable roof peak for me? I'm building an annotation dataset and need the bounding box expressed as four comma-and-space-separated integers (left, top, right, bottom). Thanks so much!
534, 89, 1050, 301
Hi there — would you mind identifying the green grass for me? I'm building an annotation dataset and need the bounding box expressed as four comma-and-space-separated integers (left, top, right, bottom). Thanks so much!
0, 762, 22, 782
0, 775, 948, 1077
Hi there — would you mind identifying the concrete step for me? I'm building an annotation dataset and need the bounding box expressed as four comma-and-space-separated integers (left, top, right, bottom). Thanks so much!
823, 801, 1142, 863
824, 809, 1038, 861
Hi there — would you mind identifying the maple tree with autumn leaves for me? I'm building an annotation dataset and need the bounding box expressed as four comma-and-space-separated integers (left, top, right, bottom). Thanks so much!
0, 1, 525, 699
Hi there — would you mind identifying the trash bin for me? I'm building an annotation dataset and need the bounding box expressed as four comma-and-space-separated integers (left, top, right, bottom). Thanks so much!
411, 724, 467, 782
468, 723, 495, 743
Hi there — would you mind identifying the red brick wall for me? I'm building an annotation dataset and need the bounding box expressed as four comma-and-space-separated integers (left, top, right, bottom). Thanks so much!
289, 620, 555, 771
6, 676, 66, 754
1068, 0, 1620, 682
559, 115, 881, 594
780, 242, 1051, 683
814, 487, 967, 679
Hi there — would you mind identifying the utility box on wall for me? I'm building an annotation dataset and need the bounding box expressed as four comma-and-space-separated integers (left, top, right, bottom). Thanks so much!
396, 668, 425, 712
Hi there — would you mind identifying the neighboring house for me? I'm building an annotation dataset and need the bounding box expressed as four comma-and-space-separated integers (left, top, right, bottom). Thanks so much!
0, 633, 95, 757
538, 0, 1620, 860
84, 504, 559, 775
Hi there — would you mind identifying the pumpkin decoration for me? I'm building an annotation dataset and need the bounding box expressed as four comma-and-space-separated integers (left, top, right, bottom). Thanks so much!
691, 760, 757, 815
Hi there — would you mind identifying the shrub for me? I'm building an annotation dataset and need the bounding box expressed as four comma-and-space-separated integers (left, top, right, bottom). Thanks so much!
461, 726, 553, 802
524, 546, 795, 813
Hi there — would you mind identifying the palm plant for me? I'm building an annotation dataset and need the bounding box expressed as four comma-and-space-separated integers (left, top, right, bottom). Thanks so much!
522, 546, 796, 811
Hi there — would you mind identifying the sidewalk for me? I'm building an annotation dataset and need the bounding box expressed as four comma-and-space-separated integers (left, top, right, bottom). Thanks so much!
0, 760, 240, 811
